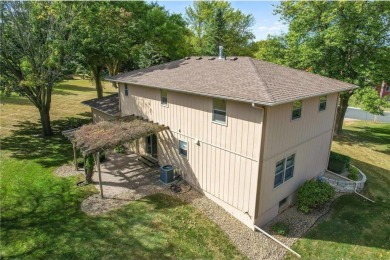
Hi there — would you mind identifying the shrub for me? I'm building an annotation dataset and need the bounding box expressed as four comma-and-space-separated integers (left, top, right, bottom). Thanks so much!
328, 151, 351, 173
348, 166, 359, 181
297, 180, 335, 213
270, 222, 290, 236
77, 152, 105, 167
114, 145, 126, 154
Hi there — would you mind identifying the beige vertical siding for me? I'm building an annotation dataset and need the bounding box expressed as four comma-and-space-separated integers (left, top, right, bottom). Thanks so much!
119, 83, 263, 227
255, 93, 338, 226
91, 108, 114, 123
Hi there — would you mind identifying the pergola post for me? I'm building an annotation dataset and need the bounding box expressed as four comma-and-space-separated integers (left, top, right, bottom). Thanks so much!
72, 142, 78, 171
94, 152, 104, 199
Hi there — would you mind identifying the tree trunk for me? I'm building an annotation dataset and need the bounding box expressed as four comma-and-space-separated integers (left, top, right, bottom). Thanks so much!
334, 94, 350, 136
39, 107, 52, 136
107, 60, 120, 88
91, 64, 104, 98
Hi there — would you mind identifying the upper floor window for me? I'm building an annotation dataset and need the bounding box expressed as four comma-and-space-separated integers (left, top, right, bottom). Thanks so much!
292, 100, 302, 120
124, 84, 129, 96
274, 154, 295, 188
319, 95, 327, 111
161, 89, 168, 106
179, 140, 188, 158
212, 98, 226, 124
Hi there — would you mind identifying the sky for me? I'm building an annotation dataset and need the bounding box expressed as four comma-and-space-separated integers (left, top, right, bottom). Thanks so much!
154, 1, 288, 41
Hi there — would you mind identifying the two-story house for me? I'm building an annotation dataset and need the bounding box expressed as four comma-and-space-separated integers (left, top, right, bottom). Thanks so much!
82, 56, 356, 228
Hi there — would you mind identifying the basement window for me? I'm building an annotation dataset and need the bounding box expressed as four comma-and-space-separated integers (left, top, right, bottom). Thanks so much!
161, 89, 168, 106
279, 197, 288, 208
124, 84, 129, 96
179, 140, 188, 158
274, 154, 295, 188
319, 95, 327, 111
212, 98, 226, 124
292, 100, 302, 120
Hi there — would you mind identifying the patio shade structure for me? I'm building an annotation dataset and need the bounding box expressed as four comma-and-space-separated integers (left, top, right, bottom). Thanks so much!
62, 115, 167, 198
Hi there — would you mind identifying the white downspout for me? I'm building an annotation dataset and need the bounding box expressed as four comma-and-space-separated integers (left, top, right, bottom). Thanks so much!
326, 170, 375, 203
254, 225, 301, 258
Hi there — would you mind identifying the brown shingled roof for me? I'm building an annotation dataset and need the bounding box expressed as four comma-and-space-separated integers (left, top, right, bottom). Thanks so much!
81, 93, 120, 116
106, 57, 357, 106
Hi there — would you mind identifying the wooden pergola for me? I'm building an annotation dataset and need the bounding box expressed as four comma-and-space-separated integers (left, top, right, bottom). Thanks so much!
62, 115, 167, 198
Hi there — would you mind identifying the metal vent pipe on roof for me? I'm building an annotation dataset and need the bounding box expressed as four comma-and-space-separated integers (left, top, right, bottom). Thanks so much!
218, 46, 223, 59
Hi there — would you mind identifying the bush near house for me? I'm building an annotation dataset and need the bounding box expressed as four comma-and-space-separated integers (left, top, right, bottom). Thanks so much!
76, 152, 106, 167
297, 180, 335, 213
114, 145, 126, 154
328, 151, 351, 173
347, 165, 359, 181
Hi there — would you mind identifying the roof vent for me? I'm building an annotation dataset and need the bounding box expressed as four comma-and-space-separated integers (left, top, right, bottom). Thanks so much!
229, 57, 238, 61
208, 57, 216, 60
184, 57, 190, 60
196, 57, 203, 60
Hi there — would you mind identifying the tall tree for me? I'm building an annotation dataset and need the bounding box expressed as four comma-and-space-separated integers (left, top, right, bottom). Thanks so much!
0, 1, 74, 136
74, 2, 189, 94
254, 35, 287, 65
186, 1, 255, 56
275, 1, 390, 135
72, 2, 137, 96
130, 6, 190, 69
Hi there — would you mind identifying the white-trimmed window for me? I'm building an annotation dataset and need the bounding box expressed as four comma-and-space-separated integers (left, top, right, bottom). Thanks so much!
212, 98, 226, 124
179, 140, 188, 158
161, 89, 168, 105
124, 84, 129, 96
319, 95, 327, 111
292, 101, 302, 120
274, 154, 295, 188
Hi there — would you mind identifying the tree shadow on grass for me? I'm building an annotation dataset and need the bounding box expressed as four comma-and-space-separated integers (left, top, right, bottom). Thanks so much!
0, 96, 33, 106
52, 89, 77, 96
0, 116, 92, 168
55, 82, 96, 92
334, 124, 390, 155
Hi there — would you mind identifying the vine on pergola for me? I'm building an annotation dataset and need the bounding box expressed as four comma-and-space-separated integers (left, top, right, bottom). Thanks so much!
62, 116, 167, 198
73, 117, 166, 154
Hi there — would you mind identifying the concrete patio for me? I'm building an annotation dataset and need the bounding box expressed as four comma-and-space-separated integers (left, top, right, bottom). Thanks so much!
92, 152, 163, 198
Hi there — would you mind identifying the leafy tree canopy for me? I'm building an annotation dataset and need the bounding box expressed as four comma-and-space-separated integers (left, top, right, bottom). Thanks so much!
186, 1, 255, 56
272, 1, 390, 134
0, 1, 76, 135
355, 87, 389, 117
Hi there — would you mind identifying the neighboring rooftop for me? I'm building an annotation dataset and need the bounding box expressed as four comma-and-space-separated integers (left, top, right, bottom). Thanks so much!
106, 57, 357, 106
81, 93, 120, 116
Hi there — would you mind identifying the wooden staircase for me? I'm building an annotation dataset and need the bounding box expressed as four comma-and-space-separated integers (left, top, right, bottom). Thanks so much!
138, 155, 159, 167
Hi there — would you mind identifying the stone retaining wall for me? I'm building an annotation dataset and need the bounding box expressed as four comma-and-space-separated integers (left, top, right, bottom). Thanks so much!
319, 167, 367, 193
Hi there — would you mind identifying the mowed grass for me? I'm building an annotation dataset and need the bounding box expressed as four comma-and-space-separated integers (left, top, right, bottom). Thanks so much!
286, 121, 390, 260
0, 79, 116, 136
0, 80, 245, 259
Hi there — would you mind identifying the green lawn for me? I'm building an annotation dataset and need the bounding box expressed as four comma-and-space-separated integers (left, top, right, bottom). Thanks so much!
0, 80, 245, 259
286, 121, 390, 259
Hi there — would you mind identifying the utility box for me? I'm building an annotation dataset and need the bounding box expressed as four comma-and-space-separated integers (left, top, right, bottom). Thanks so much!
160, 165, 174, 184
